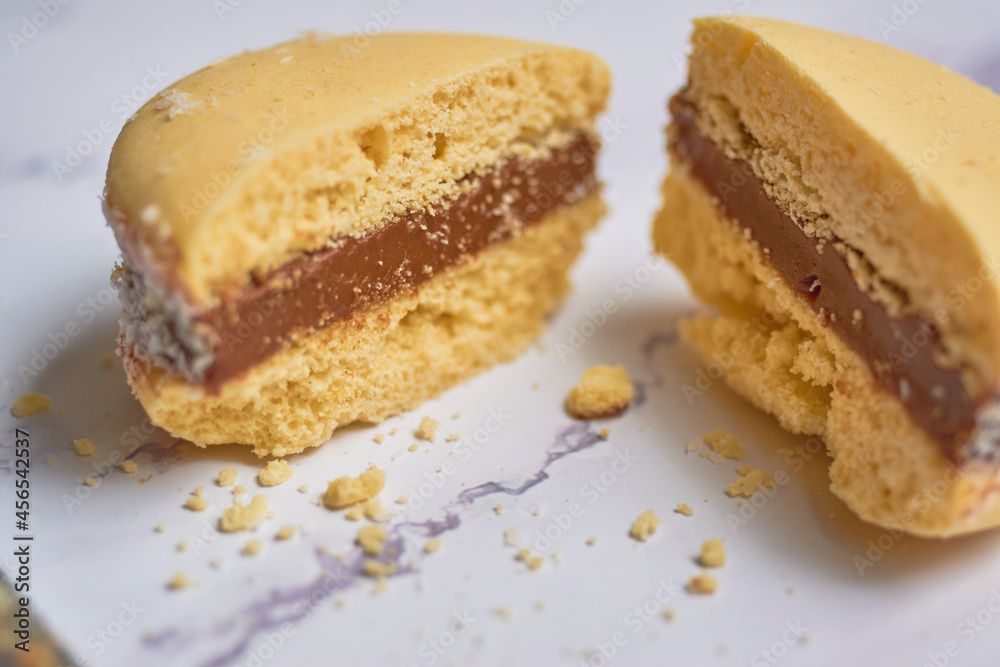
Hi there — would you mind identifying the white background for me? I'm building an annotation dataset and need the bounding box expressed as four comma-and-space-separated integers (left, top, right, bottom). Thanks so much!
2, 1, 1000, 666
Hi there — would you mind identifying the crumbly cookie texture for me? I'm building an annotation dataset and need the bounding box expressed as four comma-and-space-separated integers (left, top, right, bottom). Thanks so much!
727, 467, 777, 498
120, 460, 138, 473
219, 495, 270, 532
258, 460, 293, 487
566, 364, 636, 419
424, 538, 443, 554
323, 466, 386, 509
12, 393, 52, 417
218, 467, 238, 487
73, 438, 95, 456
416, 417, 440, 442
276, 525, 296, 540
675, 503, 694, 517
167, 572, 193, 590
629, 509, 661, 541
183, 496, 210, 512
243, 539, 263, 556
357, 525, 388, 556
702, 429, 745, 460
688, 573, 718, 595
699, 538, 726, 568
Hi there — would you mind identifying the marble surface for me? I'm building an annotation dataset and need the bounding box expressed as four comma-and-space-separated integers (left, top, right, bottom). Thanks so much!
1, 1, 1000, 665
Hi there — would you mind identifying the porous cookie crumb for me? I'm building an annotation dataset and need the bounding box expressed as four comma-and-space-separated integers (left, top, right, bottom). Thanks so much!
424, 538, 442, 554
323, 466, 386, 509
565, 364, 635, 419
688, 573, 718, 594
73, 438, 95, 456
167, 572, 193, 590
258, 460, 293, 487
243, 539, 263, 556
699, 537, 726, 567
276, 525, 296, 540
192, 486, 204, 497
84, 477, 98, 487
218, 467, 237, 487
120, 460, 138, 473
357, 525, 388, 555
629, 509, 661, 541
408, 443, 419, 452
345, 506, 364, 521
417, 416, 440, 442
219, 495, 270, 532
727, 466, 777, 498
494, 504, 504, 516
297, 484, 310, 494
363, 496, 392, 522
184, 496, 210, 512
516, 547, 544, 570
12, 393, 52, 417
504, 527, 521, 546
702, 429, 745, 460
599, 428, 611, 439
675, 503, 694, 516
373, 433, 386, 444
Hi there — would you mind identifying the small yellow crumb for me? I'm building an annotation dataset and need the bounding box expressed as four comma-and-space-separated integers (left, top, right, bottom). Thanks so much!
45, 458, 54, 465
154, 523, 166, 533
494, 504, 504, 516
167, 572, 193, 590
516, 547, 544, 570
565, 365, 635, 419
276, 525, 296, 540
243, 539, 263, 556
446, 433, 460, 442
120, 460, 138, 473
599, 428, 611, 439
408, 443, 418, 452
373, 578, 389, 595
417, 416, 440, 442
362, 559, 397, 579
191, 485, 204, 497
532, 508, 541, 516
362, 496, 391, 522
219, 495, 270, 532
493, 606, 513, 619
504, 527, 521, 546
702, 429, 745, 460
84, 477, 98, 487
12, 393, 52, 417
675, 503, 694, 517
586, 537, 597, 546
700, 450, 726, 465
727, 466, 777, 498
373, 433, 386, 444
700, 537, 726, 568
184, 496, 210, 512
390, 428, 399, 435
629, 509, 661, 541
688, 573, 718, 594
297, 484, 310, 494
218, 467, 237, 487
258, 459, 293, 487
345, 506, 364, 521
73, 438, 95, 456
396, 495, 409, 504
324, 466, 386, 509
176, 540, 188, 552
424, 537, 442, 554
662, 609, 676, 621
451, 411, 461, 419
357, 525, 388, 555
233, 485, 248, 497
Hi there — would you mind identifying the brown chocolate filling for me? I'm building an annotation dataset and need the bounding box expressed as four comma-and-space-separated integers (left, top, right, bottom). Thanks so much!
669, 93, 981, 462
188, 133, 599, 390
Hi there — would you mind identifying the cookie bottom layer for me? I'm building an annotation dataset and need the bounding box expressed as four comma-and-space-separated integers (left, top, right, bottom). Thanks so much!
654, 164, 1000, 537
123, 194, 605, 457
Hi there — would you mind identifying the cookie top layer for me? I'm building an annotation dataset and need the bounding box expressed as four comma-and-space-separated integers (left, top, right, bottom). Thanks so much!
104, 33, 610, 304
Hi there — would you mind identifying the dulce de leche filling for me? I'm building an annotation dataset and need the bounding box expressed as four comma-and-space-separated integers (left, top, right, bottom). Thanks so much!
669, 93, 983, 462
168, 133, 598, 391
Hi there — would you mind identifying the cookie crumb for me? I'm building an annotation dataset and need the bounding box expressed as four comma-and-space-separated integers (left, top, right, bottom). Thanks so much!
494, 504, 504, 516
451, 412, 461, 420
362, 496, 392, 522
515, 547, 544, 571
73, 438, 95, 456
120, 460, 138, 473
167, 572, 193, 590
191, 486, 204, 497
700, 450, 725, 465
688, 573, 718, 594
408, 443, 418, 452
534, 600, 546, 611
176, 540, 188, 552
45, 458, 54, 465
699, 537, 726, 567
675, 503, 693, 517
357, 525, 388, 555
297, 484, 310, 494
424, 537, 442, 554
232, 484, 248, 497
389, 428, 399, 435
599, 428, 611, 439
84, 477, 98, 487
493, 606, 513, 619
103, 353, 115, 368
219, 495, 270, 532
324, 466, 386, 509
12, 393, 52, 417
154, 523, 165, 533
417, 416, 440, 442
702, 429, 745, 460
258, 460, 293, 487
727, 466, 776, 498
362, 559, 397, 579
629, 509, 661, 541
446, 433, 460, 442
504, 527, 521, 546
565, 365, 635, 419
345, 506, 364, 521
586, 537, 597, 546
218, 467, 237, 487
243, 539, 263, 556
276, 525, 296, 540
662, 609, 676, 621
139, 474, 153, 484
396, 495, 408, 504
373, 433, 386, 444
184, 496, 210, 512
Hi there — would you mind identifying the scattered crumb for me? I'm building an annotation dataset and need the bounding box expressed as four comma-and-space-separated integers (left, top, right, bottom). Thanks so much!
700, 450, 725, 465
73, 438, 95, 456
586, 537, 597, 546
688, 573, 718, 594
424, 537, 442, 554
276, 525, 296, 540
504, 527, 521, 546
417, 416, 440, 442
12, 392, 52, 417
84, 477, 98, 487
390, 428, 399, 435
362, 559, 397, 579
233, 485, 248, 497
357, 525, 388, 555
362, 496, 391, 522
45, 458, 54, 465
391, 448, 406, 461
396, 495, 408, 504
218, 467, 237, 487
184, 496, 210, 512
139, 474, 153, 484
662, 609, 676, 621
599, 428, 611, 439
191, 486, 204, 497
684, 439, 702, 455
167, 572, 193, 590
675, 503, 694, 517
699, 538, 726, 568
298, 484, 310, 494
408, 443, 419, 452
516, 547, 544, 571
373, 578, 389, 595
727, 466, 777, 498
258, 460, 293, 487
629, 509, 661, 541
532, 508, 541, 517
373, 433, 386, 444
702, 429, 745, 460
565, 365, 635, 419
451, 412, 461, 419
324, 466, 386, 509
534, 600, 546, 611
446, 433, 460, 442
494, 504, 504, 516
493, 606, 513, 619
176, 540, 188, 552
243, 539, 263, 556
345, 506, 364, 521
154, 523, 165, 533
219, 495, 270, 532
120, 460, 138, 473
